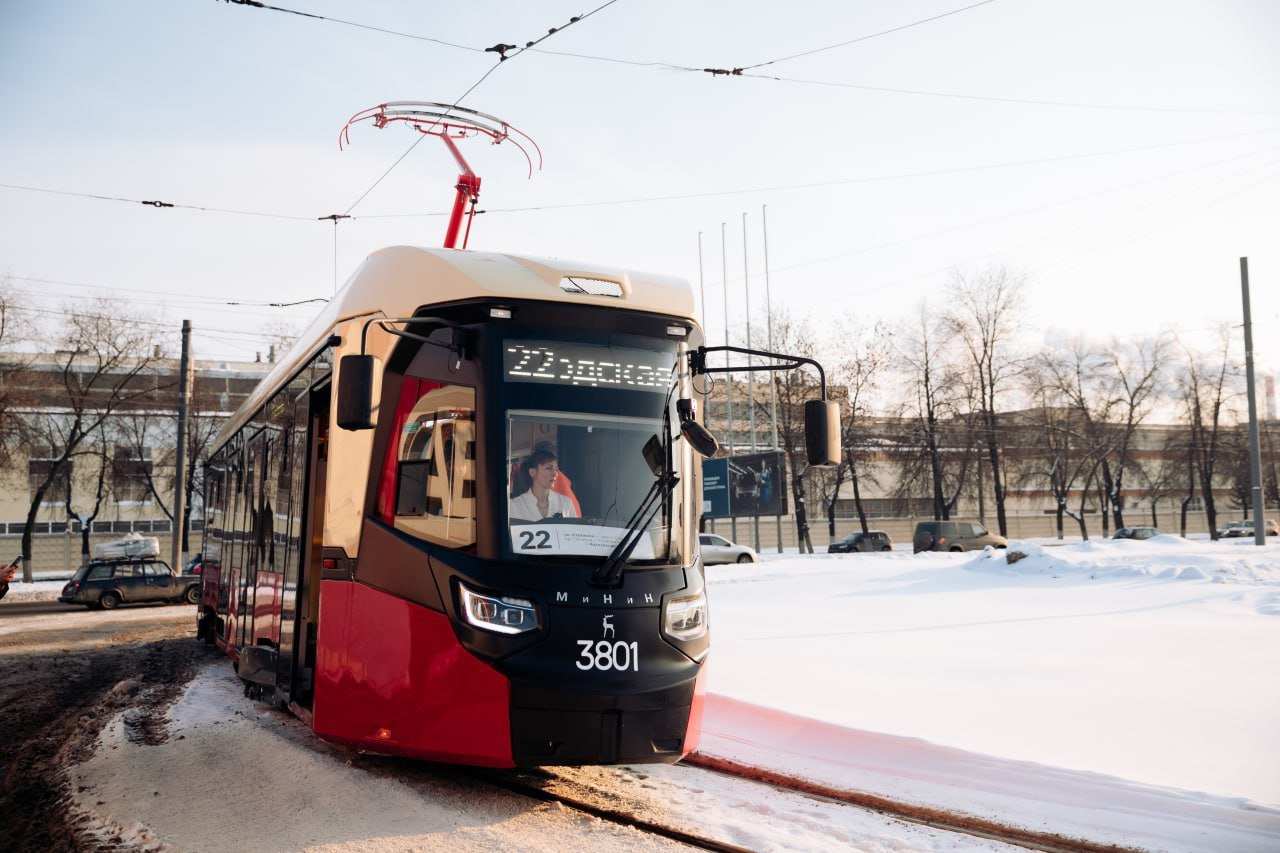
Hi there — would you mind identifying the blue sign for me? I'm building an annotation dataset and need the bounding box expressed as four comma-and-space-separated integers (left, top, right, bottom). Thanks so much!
701, 458, 731, 518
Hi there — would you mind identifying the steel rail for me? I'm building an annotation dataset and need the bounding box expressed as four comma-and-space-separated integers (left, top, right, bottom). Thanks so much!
470, 768, 757, 853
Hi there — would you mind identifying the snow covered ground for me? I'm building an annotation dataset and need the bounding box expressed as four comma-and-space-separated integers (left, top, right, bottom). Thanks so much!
73, 662, 1017, 852
702, 536, 1280, 851
1, 579, 67, 602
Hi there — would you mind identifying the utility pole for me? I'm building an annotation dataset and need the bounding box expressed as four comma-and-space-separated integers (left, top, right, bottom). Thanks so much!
743, 212, 761, 553
1241, 257, 1266, 546
762, 205, 782, 552
722, 223, 736, 543
170, 320, 193, 571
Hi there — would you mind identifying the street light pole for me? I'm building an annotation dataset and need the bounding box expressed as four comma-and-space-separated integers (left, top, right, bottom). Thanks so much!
762, 204, 782, 552
721, 222, 736, 543
170, 320, 193, 571
743, 212, 761, 553
1240, 257, 1266, 546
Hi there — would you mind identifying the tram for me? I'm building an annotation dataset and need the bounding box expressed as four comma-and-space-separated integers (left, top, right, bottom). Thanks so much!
197, 245, 839, 767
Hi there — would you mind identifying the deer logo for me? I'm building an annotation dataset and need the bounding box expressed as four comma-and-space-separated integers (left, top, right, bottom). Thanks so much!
601, 614, 615, 639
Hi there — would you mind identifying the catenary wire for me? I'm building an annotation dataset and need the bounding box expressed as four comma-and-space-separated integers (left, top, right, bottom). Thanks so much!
350, 126, 1280, 218
735, 0, 1000, 72
737, 72, 1280, 117
8, 128, 1274, 226
213, 1, 1272, 118
5, 274, 322, 308
0, 182, 314, 221
340, 0, 624, 215
217, 0, 482, 53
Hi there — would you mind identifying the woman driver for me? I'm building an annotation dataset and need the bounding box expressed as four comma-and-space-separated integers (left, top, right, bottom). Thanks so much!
509, 447, 580, 522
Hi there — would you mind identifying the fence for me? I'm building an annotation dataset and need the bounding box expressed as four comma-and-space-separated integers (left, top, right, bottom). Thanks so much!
1, 519, 201, 575
706, 509, 1243, 552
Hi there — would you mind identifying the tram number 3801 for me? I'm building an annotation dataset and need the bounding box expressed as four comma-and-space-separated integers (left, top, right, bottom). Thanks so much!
576, 640, 640, 672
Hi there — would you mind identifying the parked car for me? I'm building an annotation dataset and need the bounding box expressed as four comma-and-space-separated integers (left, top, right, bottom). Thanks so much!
1218, 519, 1279, 538
58, 557, 199, 610
698, 533, 758, 565
912, 520, 1007, 553
1114, 526, 1161, 540
828, 530, 893, 553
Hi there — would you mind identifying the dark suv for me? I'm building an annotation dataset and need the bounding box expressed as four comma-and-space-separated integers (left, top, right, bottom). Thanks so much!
912, 521, 1008, 553
59, 558, 199, 610
828, 531, 893, 553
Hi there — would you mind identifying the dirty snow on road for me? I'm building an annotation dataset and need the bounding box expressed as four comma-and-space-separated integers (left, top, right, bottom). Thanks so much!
703, 537, 1280, 851
73, 661, 1016, 852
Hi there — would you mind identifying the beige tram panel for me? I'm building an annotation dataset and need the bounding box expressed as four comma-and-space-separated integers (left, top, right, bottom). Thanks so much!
212, 245, 702, 562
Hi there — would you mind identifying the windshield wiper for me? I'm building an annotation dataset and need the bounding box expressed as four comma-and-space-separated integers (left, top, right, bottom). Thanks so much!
591, 466, 678, 587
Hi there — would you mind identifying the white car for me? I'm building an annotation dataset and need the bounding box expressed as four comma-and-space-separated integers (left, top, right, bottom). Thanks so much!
698, 533, 758, 565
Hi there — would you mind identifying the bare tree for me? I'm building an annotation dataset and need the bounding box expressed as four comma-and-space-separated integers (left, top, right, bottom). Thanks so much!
890, 303, 970, 520
945, 267, 1025, 536
832, 323, 888, 535
118, 403, 220, 556
14, 305, 157, 581
767, 309, 820, 553
1020, 360, 1102, 539
1175, 333, 1238, 539
64, 426, 112, 564
0, 278, 34, 469
1099, 337, 1168, 529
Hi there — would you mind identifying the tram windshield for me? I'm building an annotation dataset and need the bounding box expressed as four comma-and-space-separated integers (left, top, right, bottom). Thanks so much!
503, 338, 682, 562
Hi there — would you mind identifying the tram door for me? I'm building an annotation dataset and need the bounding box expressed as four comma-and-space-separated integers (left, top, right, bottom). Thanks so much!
277, 381, 329, 708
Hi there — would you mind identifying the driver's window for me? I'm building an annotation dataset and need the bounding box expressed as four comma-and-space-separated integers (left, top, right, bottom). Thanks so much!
971, 523, 987, 536
378, 380, 476, 549
143, 563, 167, 577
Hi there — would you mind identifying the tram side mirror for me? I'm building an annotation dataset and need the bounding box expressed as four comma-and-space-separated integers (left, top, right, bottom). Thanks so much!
337, 355, 376, 431
676, 398, 719, 458
804, 400, 841, 466
642, 434, 665, 478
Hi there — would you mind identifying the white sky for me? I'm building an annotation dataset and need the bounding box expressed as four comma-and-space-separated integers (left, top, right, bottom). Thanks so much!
1, 0, 1277, 376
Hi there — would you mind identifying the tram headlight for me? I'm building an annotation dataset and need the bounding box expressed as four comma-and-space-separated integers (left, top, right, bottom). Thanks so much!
458, 583, 539, 635
662, 589, 708, 641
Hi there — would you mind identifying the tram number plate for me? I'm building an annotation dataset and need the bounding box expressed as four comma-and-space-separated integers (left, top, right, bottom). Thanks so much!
576, 640, 640, 672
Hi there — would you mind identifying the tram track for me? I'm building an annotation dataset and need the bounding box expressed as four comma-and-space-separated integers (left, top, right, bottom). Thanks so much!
473, 767, 758, 853
683, 754, 1140, 853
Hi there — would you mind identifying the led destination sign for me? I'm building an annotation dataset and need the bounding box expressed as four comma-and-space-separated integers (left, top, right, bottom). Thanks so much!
503, 341, 672, 391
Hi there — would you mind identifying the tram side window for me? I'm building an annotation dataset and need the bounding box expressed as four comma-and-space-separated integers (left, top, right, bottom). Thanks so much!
377, 380, 476, 548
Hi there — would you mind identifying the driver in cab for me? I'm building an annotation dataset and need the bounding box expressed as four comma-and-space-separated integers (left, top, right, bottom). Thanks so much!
509, 446, 580, 522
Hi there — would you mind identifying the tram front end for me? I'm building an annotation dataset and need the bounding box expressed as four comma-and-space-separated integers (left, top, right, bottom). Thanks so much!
313, 268, 838, 768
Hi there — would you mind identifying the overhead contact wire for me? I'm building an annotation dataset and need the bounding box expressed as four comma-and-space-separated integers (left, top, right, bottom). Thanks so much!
340, 0, 625, 215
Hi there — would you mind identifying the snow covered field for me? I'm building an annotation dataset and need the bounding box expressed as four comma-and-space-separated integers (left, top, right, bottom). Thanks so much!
703, 536, 1280, 850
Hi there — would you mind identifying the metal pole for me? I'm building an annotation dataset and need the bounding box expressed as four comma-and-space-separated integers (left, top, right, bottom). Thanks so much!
743, 212, 761, 552
171, 320, 192, 571
698, 231, 712, 534
1241, 257, 1266, 546
722, 222, 737, 543
762, 204, 782, 552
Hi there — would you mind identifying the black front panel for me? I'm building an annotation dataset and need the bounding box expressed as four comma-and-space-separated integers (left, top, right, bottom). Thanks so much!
356, 297, 707, 764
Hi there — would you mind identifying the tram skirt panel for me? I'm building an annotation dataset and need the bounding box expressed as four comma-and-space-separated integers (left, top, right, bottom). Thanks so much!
312, 580, 513, 767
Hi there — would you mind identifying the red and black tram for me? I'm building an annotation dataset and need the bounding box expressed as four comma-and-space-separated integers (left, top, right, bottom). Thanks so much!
198, 246, 837, 767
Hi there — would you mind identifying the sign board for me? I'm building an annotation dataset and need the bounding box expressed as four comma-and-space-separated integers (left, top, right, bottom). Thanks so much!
702, 451, 787, 518
701, 458, 730, 518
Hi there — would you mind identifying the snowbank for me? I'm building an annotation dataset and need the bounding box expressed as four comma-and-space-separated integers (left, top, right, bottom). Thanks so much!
703, 537, 1280, 848
966, 536, 1280, 584
1, 579, 67, 602
696, 695, 1280, 853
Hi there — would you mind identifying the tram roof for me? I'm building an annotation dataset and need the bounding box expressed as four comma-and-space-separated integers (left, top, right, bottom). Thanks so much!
210, 246, 697, 452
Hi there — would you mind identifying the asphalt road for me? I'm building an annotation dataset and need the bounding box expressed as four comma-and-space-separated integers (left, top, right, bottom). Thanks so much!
0, 601, 208, 852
